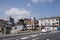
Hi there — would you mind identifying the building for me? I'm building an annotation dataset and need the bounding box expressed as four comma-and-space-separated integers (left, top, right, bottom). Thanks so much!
24, 18, 31, 27
31, 17, 39, 29
0, 19, 7, 32
17, 18, 39, 30
17, 19, 24, 25
10, 16, 15, 27
39, 16, 60, 28
17, 19, 27, 30
23, 18, 38, 30
0, 19, 11, 34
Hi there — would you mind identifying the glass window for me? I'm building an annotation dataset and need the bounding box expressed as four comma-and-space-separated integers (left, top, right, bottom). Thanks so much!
52, 19, 54, 21
48, 19, 50, 21
52, 23, 54, 25
41, 23, 42, 25
56, 19, 58, 21
56, 23, 58, 24
41, 20, 44, 22
45, 23, 46, 25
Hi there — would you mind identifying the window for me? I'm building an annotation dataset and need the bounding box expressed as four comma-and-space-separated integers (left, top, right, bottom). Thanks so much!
41, 23, 42, 25
56, 23, 58, 24
41, 20, 44, 22
45, 23, 46, 25
48, 23, 50, 26
56, 19, 58, 21
52, 19, 54, 21
48, 19, 50, 21
52, 23, 54, 25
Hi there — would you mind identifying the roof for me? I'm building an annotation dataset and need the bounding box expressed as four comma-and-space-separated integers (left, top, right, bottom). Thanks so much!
39, 16, 60, 20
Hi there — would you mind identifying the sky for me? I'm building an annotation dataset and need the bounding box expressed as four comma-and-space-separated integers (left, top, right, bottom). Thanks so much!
0, 0, 60, 22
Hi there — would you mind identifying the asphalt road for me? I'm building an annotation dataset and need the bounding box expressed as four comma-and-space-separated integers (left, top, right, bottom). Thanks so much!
0, 31, 60, 40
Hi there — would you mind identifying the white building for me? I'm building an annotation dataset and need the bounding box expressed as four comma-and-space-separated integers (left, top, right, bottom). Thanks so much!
39, 16, 60, 27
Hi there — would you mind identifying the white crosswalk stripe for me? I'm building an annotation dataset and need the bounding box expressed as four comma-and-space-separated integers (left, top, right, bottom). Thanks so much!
20, 34, 38, 39
20, 37, 30, 39
2, 31, 59, 40
32, 38, 39, 40
30, 34, 39, 37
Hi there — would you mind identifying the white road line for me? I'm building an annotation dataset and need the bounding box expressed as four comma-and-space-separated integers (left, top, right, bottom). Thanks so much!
16, 39, 19, 40
30, 34, 38, 37
20, 37, 30, 39
32, 38, 39, 40
39, 31, 59, 35
20, 34, 39, 40
46, 39, 50, 40
39, 33, 46, 35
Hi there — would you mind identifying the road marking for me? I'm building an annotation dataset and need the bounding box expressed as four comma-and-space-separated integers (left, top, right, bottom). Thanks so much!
46, 39, 50, 40
20, 34, 39, 40
39, 31, 59, 35
30, 34, 38, 37
32, 38, 39, 40
16, 39, 19, 40
20, 37, 30, 39
40, 33, 46, 35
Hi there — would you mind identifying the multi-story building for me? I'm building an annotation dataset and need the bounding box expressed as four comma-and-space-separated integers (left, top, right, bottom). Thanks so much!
10, 16, 15, 26
39, 16, 60, 27
0, 19, 11, 33
17, 18, 39, 30
17, 19, 24, 25
24, 18, 31, 26
0, 19, 8, 27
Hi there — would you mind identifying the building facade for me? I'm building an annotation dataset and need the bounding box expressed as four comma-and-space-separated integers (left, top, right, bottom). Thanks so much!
17, 18, 39, 30
39, 17, 60, 27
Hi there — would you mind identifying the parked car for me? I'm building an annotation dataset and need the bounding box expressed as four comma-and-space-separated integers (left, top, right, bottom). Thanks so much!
41, 28, 51, 32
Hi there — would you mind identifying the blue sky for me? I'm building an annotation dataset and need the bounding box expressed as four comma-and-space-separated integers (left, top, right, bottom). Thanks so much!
0, 0, 60, 21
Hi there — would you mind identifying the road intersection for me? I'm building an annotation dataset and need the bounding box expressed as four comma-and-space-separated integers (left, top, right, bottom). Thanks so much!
0, 30, 60, 40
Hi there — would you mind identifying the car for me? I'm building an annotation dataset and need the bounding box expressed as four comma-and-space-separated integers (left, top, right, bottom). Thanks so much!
41, 28, 51, 32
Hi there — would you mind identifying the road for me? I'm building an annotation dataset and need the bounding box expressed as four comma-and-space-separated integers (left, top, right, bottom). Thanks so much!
0, 31, 60, 40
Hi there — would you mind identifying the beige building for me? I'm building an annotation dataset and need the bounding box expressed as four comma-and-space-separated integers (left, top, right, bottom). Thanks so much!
24, 18, 38, 30
17, 18, 38, 30
39, 16, 60, 27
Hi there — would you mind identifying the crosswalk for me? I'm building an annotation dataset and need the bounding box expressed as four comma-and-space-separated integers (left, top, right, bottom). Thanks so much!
2, 34, 39, 40
2, 31, 59, 40
20, 37, 30, 40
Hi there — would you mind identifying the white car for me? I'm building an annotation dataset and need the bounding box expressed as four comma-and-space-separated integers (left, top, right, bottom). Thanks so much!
41, 28, 50, 32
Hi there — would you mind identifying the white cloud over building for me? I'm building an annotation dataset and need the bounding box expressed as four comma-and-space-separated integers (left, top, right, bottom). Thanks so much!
5, 8, 31, 22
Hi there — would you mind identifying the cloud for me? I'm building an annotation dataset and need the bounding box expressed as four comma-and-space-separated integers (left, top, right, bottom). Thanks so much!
31, 0, 53, 3
31, 0, 40, 3
5, 8, 31, 22
27, 3, 31, 7
48, 0, 53, 2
